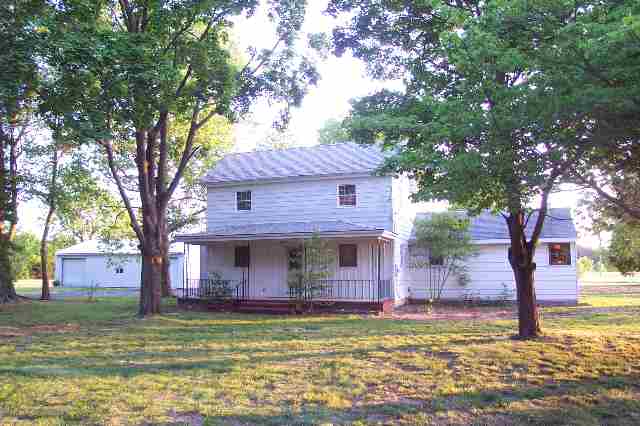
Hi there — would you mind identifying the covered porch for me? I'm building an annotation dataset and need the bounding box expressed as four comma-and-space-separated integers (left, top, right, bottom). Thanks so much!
175, 221, 396, 313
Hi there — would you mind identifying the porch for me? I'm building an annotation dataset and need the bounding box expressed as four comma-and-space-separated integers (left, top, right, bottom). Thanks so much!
175, 221, 396, 314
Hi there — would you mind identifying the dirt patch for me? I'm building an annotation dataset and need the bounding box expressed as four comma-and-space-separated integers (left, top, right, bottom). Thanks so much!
167, 410, 204, 426
392, 303, 517, 322
0, 323, 81, 338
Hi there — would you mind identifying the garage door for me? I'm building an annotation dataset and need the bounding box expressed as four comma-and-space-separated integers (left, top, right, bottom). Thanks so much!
62, 258, 86, 287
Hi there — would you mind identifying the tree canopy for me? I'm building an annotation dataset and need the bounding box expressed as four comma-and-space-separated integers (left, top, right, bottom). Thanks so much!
327, 0, 611, 337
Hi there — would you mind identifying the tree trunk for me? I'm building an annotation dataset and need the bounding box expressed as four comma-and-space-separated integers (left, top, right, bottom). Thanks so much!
506, 211, 542, 339
160, 222, 172, 297
139, 237, 163, 316
40, 205, 55, 301
0, 239, 17, 303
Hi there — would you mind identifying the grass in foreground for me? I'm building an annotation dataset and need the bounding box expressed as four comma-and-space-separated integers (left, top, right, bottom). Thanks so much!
0, 296, 639, 425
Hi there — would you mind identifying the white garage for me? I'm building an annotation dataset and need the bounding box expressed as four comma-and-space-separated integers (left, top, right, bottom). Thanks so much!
54, 240, 194, 289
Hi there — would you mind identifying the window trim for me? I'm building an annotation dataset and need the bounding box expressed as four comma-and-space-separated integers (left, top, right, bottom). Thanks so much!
548, 242, 572, 266
234, 245, 250, 268
339, 244, 358, 268
235, 190, 252, 212
336, 184, 357, 208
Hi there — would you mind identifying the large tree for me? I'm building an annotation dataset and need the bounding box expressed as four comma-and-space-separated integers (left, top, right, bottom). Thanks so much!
49, 0, 319, 315
0, 0, 46, 302
328, 0, 594, 338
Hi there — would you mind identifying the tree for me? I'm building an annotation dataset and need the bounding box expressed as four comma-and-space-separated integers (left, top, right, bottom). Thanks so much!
317, 118, 348, 145
608, 223, 640, 274
412, 213, 476, 302
0, 0, 46, 302
49, 0, 320, 315
13, 232, 40, 280
556, 3, 640, 224
328, 0, 593, 338
288, 233, 336, 311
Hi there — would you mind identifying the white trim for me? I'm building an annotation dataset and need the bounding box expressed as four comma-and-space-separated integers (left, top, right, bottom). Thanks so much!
204, 172, 380, 188
176, 230, 398, 244
470, 238, 577, 245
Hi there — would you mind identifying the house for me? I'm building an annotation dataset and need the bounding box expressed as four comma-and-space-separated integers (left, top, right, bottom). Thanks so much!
175, 143, 578, 312
54, 240, 192, 289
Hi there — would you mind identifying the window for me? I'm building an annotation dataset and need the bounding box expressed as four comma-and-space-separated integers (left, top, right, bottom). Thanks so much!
234, 246, 250, 267
115, 267, 124, 274
339, 244, 358, 267
549, 243, 571, 265
337, 184, 356, 207
236, 191, 251, 211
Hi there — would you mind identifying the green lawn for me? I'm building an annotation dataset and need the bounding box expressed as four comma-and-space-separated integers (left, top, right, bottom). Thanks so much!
1, 296, 639, 425
14, 279, 133, 296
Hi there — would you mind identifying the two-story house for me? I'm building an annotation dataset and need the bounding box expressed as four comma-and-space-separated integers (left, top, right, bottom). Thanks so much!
176, 143, 578, 312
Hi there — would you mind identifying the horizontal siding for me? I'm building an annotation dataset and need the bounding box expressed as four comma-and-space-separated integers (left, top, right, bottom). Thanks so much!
397, 242, 578, 302
202, 238, 393, 298
206, 176, 393, 231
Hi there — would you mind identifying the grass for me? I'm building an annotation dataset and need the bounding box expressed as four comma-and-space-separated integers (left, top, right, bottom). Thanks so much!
14, 279, 133, 296
581, 271, 640, 285
0, 296, 639, 425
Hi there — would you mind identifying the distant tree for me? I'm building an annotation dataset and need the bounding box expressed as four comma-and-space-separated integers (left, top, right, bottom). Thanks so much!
329, 0, 599, 338
13, 232, 40, 280
577, 257, 594, 277
412, 214, 476, 302
608, 223, 640, 274
317, 118, 349, 145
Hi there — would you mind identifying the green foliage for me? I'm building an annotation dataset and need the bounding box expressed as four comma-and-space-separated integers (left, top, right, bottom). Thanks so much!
330, 0, 589, 214
577, 257, 594, 277
413, 213, 477, 300
12, 232, 40, 279
317, 118, 349, 145
288, 233, 336, 302
608, 223, 640, 274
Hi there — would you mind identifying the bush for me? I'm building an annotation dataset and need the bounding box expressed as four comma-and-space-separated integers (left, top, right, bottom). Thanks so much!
577, 256, 594, 276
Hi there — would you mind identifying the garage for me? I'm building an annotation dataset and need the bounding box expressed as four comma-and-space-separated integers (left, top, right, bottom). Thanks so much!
54, 240, 193, 289
61, 258, 86, 287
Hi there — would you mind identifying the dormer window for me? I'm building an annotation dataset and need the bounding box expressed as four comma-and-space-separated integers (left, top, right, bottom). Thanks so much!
338, 184, 356, 207
236, 191, 251, 211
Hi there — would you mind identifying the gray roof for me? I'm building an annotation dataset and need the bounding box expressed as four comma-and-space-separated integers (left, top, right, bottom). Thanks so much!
176, 220, 388, 242
203, 143, 386, 185
412, 208, 577, 241
56, 240, 184, 256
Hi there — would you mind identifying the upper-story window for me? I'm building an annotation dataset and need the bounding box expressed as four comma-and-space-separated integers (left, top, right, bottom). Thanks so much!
236, 191, 251, 211
549, 243, 571, 265
337, 184, 356, 207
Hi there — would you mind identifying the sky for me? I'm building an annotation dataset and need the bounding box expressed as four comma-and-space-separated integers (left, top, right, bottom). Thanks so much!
16, 1, 605, 249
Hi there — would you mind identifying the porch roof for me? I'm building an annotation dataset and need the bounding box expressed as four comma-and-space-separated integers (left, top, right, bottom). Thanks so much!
175, 220, 397, 244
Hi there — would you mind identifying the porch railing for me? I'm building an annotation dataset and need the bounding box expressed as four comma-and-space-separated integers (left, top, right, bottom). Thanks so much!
289, 279, 393, 303
179, 278, 247, 301
179, 278, 393, 303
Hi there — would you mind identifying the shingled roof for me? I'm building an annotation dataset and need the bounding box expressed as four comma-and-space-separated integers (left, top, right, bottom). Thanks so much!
411, 208, 577, 242
203, 143, 386, 185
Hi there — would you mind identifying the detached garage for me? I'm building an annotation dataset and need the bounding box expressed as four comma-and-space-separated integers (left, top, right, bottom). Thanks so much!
54, 240, 190, 289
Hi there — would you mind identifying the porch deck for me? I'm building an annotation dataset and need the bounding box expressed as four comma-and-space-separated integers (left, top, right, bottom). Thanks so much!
176, 278, 394, 314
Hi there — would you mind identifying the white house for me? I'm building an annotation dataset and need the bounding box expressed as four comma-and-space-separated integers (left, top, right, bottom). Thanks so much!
54, 240, 191, 289
175, 143, 578, 311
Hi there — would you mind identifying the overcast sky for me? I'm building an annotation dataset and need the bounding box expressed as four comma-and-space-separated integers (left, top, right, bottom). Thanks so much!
17, 1, 604, 248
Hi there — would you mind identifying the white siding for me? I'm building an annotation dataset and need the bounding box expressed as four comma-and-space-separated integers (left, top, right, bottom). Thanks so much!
397, 242, 578, 303
202, 238, 393, 299
206, 176, 393, 231
55, 254, 184, 289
